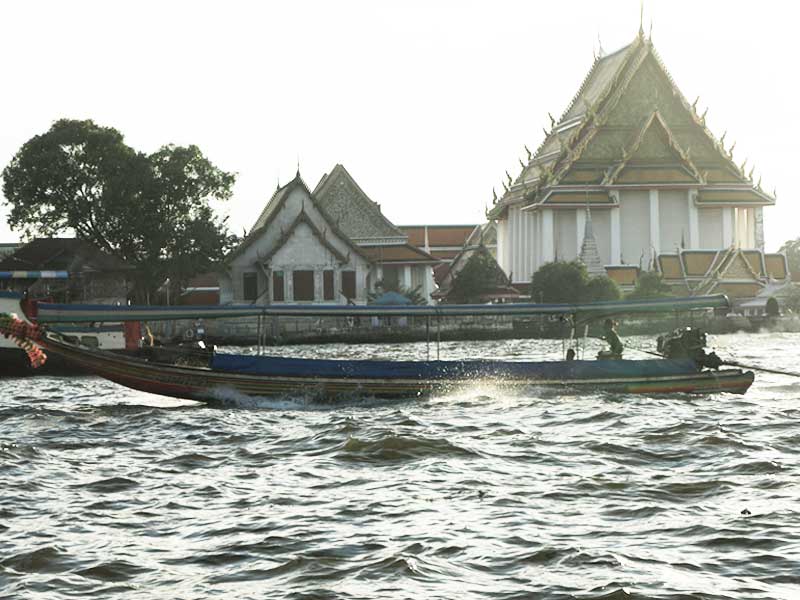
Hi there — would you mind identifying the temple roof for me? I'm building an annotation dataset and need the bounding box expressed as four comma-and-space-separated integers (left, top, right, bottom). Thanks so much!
489, 32, 774, 219
657, 248, 789, 297
362, 244, 440, 265
399, 225, 478, 249
313, 164, 407, 243
228, 173, 368, 263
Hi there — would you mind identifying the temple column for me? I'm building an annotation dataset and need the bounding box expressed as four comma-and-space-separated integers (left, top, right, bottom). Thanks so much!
688, 190, 699, 248
541, 209, 555, 264
722, 208, 734, 247
649, 189, 660, 264
576, 209, 586, 257
610, 207, 621, 265
754, 207, 765, 251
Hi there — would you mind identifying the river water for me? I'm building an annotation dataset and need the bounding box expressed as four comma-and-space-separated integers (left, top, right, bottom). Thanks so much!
1, 332, 799, 599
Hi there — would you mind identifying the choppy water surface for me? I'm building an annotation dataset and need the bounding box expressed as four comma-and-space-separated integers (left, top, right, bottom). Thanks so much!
1, 332, 800, 599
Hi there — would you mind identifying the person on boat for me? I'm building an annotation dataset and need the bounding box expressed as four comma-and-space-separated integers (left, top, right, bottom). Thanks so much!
597, 318, 623, 360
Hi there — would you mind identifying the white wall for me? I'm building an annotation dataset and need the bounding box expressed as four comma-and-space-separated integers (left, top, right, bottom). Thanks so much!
659, 190, 691, 252
699, 207, 723, 248
619, 190, 650, 267
554, 210, 577, 262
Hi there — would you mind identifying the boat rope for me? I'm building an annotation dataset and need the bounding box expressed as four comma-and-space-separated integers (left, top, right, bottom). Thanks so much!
0, 313, 47, 368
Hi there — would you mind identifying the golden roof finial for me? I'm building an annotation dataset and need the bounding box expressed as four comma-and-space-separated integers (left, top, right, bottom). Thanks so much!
757, 176, 762, 189
525, 145, 532, 161
548, 112, 556, 128
720, 131, 727, 145
506, 171, 513, 187
728, 141, 736, 157
519, 158, 526, 169
748, 165, 755, 180
692, 96, 699, 112
740, 159, 747, 174
492, 188, 498, 203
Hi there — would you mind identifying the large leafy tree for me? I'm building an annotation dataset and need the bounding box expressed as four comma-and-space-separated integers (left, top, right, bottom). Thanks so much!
2, 119, 238, 301
530, 260, 621, 303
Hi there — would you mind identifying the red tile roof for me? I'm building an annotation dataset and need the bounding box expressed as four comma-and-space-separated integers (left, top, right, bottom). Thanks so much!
399, 225, 477, 248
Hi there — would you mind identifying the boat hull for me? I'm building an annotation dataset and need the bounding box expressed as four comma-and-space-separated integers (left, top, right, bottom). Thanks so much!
39, 334, 755, 402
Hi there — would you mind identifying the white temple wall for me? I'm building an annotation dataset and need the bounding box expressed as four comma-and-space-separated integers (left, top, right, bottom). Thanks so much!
619, 190, 650, 267
735, 207, 757, 248
698, 208, 723, 248
554, 210, 577, 262
658, 190, 691, 253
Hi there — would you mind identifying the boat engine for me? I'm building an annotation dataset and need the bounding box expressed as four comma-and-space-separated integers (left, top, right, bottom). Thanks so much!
656, 327, 722, 369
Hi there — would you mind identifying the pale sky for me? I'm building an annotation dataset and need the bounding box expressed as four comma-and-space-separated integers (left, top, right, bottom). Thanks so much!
1, 0, 797, 250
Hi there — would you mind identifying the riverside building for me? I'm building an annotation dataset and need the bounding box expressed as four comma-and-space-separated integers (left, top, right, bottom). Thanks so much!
488, 29, 784, 296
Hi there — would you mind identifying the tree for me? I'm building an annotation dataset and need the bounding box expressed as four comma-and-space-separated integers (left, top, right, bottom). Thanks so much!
447, 248, 510, 303
626, 271, 672, 299
2, 119, 238, 302
530, 260, 620, 303
530, 260, 587, 303
779, 238, 800, 281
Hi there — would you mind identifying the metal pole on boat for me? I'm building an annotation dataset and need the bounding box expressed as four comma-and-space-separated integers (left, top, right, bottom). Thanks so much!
582, 324, 589, 360
426, 316, 430, 361
436, 314, 441, 360
257, 312, 264, 356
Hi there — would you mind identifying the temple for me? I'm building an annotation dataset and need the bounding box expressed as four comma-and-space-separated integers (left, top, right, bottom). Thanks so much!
488, 30, 780, 295
221, 166, 438, 305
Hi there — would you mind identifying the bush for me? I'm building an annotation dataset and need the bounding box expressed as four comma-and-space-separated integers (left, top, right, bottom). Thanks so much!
586, 276, 621, 302
530, 260, 620, 303
626, 271, 672, 299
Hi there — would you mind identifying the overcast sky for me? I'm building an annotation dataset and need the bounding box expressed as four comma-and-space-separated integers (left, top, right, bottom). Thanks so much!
0, 0, 796, 250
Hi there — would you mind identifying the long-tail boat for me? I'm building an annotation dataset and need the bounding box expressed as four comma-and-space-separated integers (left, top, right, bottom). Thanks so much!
0, 294, 754, 401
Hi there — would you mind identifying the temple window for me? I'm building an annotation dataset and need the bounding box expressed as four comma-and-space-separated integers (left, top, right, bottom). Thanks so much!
292, 270, 314, 302
341, 270, 356, 301
243, 272, 258, 301
323, 270, 334, 301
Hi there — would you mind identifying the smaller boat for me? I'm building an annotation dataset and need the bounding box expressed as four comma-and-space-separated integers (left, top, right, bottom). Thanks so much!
1, 294, 754, 401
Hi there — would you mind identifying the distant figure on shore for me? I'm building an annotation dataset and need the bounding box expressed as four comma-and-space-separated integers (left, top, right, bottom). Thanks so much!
566, 348, 576, 361
597, 319, 623, 360
194, 318, 205, 341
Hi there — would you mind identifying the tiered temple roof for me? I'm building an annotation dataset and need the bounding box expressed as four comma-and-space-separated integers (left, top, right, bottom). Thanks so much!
489, 31, 775, 218
657, 248, 789, 298
313, 164, 407, 245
